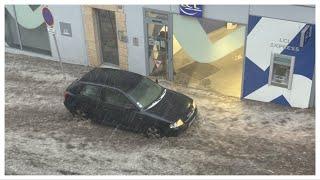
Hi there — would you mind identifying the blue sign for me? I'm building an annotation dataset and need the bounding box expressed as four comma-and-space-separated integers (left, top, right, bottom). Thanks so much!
179, 5, 203, 18
42, 7, 54, 26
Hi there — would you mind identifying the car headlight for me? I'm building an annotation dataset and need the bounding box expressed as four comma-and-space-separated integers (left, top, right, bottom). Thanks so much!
169, 119, 184, 128
192, 101, 196, 108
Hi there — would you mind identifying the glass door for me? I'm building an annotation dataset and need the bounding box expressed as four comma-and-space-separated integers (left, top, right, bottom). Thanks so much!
96, 9, 119, 66
147, 23, 168, 77
144, 9, 172, 80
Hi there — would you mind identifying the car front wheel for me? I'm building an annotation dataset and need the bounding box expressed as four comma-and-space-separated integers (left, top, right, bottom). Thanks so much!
145, 127, 162, 138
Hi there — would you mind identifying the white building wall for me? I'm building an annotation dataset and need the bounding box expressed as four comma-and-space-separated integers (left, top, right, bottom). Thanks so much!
249, 5, 315, 24
202, 5, 250, 24
48, 5, 88, 65
5, 5, 88, 66
124, 5, 147, 75
144, 5, 250, 24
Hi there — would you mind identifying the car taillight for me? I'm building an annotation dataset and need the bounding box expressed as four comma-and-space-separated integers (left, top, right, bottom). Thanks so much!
64, 92, 70, 100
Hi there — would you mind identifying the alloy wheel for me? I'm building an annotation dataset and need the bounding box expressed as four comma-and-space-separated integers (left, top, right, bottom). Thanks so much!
75, 109, 88, 121
146, 127, 161, 138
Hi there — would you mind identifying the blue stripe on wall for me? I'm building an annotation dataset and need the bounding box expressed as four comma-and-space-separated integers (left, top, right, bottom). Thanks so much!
242, 57, 270, 97
281, 24, 315, 80
271, 95, 291, 106
247, 15, 262, 35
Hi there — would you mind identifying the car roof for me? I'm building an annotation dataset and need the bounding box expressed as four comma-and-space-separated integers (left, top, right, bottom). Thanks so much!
79, 68, 144, 92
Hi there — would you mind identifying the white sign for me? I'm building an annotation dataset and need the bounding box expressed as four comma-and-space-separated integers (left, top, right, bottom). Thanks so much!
47, 27, 56, 35
179, 5, 203, 17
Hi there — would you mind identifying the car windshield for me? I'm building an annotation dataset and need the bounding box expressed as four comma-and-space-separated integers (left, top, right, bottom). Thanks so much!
127, 78, 164, 109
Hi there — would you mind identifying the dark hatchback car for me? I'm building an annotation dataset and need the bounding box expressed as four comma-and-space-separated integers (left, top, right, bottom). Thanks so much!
64, 68, 197, 137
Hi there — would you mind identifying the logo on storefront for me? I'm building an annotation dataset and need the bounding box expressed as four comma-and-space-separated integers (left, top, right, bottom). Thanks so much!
270, 25, 313, 52
179, 5, 203, 18
270, 38, 300, 52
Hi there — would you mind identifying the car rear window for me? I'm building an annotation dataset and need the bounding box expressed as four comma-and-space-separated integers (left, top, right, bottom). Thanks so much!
80, 84, 101, 100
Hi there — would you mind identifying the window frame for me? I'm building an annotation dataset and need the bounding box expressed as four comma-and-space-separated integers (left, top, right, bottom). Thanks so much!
268, 53, 295, 90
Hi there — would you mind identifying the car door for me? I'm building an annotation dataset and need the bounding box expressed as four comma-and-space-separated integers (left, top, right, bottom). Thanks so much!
75, 84, 102, 119
97, 87, 140, 130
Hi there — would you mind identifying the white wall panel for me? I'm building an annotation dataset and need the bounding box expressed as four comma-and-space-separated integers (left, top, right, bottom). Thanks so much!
249, 5, 315, 24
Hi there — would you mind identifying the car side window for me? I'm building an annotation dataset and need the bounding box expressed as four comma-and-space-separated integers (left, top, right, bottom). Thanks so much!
102, 88, 132, 107
80, 84, 101, 100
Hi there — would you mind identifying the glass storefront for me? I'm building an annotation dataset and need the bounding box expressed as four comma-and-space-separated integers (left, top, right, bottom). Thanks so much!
5, 5, 51, 55
143, 9, 246, 97
172, 14, 245, 97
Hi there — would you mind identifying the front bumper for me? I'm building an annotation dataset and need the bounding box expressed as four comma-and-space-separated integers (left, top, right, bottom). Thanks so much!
164, 107, 198, 137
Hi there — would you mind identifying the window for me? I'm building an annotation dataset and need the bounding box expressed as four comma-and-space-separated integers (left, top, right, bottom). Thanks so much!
80, 85, 101, 100
172, 14, 245, 97
5, 6, 20, 49
5, 5, 52, 55
127, 78, 164, 109
268, 53, 295, 89
102, 88, 132, 107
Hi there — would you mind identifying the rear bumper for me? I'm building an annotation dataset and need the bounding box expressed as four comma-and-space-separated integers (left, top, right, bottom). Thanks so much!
164, 107, 198, 137
64, 98, 77, 114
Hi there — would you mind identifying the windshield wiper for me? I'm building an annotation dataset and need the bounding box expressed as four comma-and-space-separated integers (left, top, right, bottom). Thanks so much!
145, 89, 166, 110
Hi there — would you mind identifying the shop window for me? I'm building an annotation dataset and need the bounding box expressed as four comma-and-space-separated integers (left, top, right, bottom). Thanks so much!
268, 53, 295, 89
144, 9, 169, 78
172, 14, 245, 97
5, 7, 21, 49
5, 5, 51, 55
18, 22, 52, 55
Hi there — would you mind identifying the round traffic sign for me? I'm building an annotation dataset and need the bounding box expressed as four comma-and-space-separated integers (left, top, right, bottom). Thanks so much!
42, 7, 54, 26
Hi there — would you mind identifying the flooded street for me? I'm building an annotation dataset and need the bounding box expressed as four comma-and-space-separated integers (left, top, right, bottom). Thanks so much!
5, 53, 315, 175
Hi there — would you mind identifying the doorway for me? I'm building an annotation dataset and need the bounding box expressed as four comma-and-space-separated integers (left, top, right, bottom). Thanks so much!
96, 9, 119, 66
144, 9, 173, 80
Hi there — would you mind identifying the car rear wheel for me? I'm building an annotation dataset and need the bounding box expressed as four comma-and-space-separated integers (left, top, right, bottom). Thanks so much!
145, 127, 162, 138
75, 109, 88, 121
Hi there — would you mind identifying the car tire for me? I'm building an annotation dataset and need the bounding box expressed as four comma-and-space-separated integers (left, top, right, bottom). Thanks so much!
145, 127, 162, 138
75, 109, 88, 121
